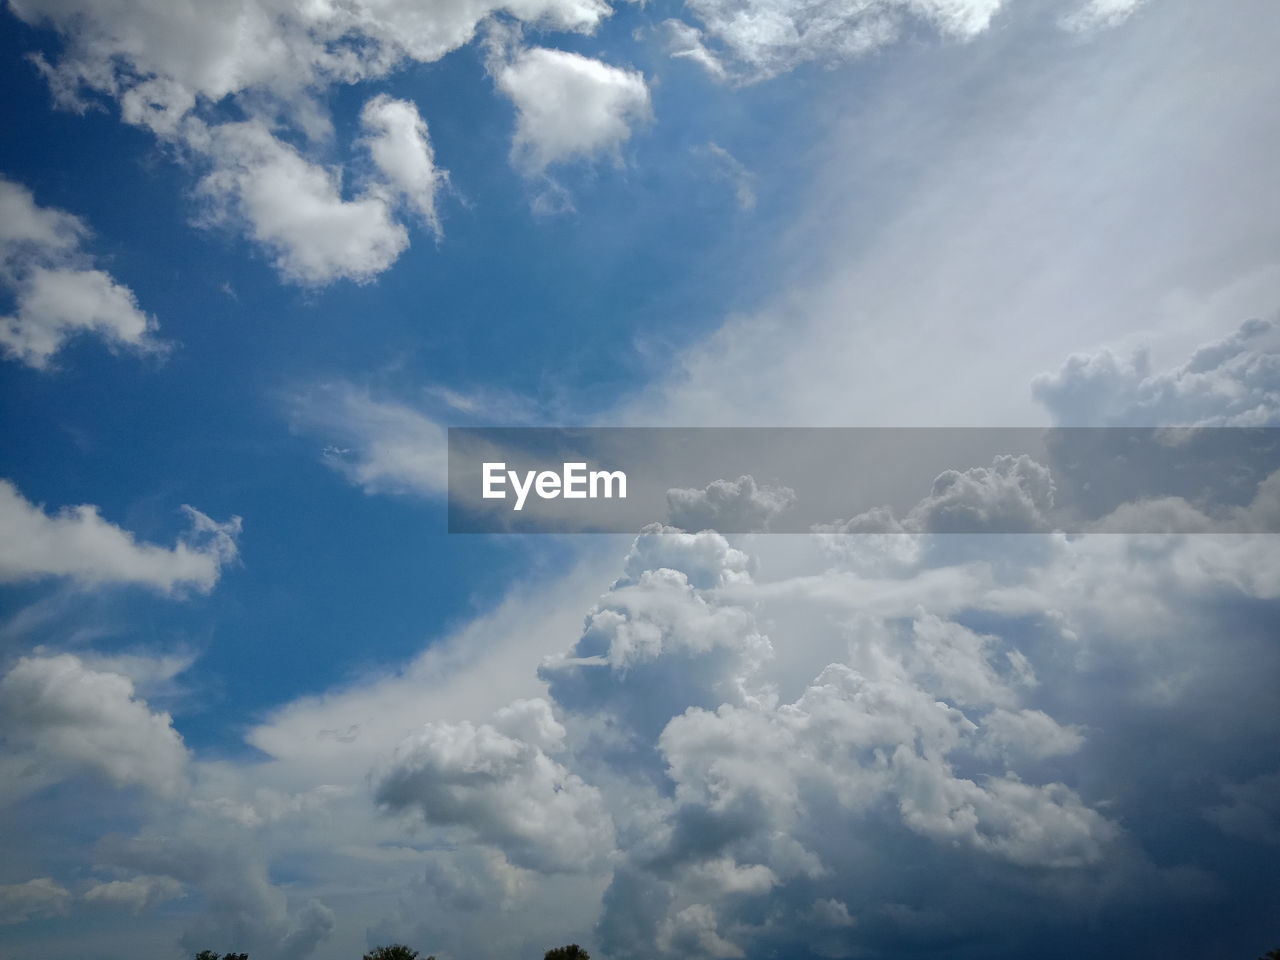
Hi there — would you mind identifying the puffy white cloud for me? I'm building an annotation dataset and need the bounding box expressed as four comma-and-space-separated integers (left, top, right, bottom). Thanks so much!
976, 707, 1085, 761
497, 47, 652, 173
189, 94, 450, 286
667, 475, 793, 532
11, 0, 610, 284
11, 0, 611, 119
83, 874, 187, 912
541, 554, 772, 740
0, 877, 71, 924
374, 699, 616, 873
1032, 317, 1280, 427
0, 653, 189, 801
193, 118, 411, 286
0, 479, 240, 593
359, 94, 448, 233
0, 177, 162, 368
621, 525, 755, 590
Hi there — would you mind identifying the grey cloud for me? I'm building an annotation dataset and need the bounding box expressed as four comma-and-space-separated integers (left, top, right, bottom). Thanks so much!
0, 653, 189, 801
374, 699, 616, 873
1033, 317, 1280, 427
0, 877, 71, 924
666, 475, 794, 532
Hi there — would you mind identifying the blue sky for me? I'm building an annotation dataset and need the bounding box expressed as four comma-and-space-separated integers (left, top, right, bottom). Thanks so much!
1, 0, 1279, 958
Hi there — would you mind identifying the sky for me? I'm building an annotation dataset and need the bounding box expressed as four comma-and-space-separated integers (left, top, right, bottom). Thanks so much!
0, 0, 1278, 958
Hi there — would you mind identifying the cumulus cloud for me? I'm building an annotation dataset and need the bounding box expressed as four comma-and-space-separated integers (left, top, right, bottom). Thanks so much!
1032, 317, 1280, 427
824, 455, 1056, 534
0, 177, 162, 367
0, 653, 189, 801
11, 0, 607, 283
666, 475, 793, 531
359, 94, 449, 233
542, 533, 771, 742
0, 479, 241, 593
192, 118, 411, 286
497, 47, 652, 174
375, 698, 616, 873
11, 0, 611, 119
0, 877, 71, 924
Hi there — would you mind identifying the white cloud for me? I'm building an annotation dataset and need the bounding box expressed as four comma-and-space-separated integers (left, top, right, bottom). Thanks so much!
623, 0, 1280, 429
375, 699, 616, 873
11, 0, 611, 118
0, 653, 189, 801
83, 875, 187, 913
497, 48, 652, 174
663, 20, 729, 80
681, 0, 1005, 78
288, 384, 448, 496
0, 479, 240, 593
0, 177, 162, 368
194, 118, 410, 286
360, 94, 448, 233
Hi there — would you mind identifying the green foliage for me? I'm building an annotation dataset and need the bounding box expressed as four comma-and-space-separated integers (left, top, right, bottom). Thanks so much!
363, 946, 428, 960
544, 946, 590, 960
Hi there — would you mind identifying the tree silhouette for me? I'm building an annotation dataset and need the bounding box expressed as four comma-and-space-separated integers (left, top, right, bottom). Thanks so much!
193, 953, 247, 960
1258, 949, 1280, 960
544, 946, 590, 960
363, 946, 429, 960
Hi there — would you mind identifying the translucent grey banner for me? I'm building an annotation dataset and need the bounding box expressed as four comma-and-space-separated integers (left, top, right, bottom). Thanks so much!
447, 427, 1280, 534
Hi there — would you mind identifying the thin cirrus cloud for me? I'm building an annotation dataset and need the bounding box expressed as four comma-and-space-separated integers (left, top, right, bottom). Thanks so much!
0, 177, 163, 368
0, 479, 241, 593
